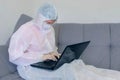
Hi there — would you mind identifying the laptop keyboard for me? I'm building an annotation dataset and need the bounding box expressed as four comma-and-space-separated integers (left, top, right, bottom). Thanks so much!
43, 59, 57, 65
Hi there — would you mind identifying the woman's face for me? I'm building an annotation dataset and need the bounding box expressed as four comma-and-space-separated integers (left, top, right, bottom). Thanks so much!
45, 20, 56, 24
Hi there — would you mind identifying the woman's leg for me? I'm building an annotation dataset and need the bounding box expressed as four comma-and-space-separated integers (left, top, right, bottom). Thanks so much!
17, 66, 31, 80
17, 65, 65, 80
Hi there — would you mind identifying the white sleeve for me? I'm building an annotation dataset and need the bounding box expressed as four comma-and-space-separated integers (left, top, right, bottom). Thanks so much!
8, 27, 44, 66
13, 52, 44, 66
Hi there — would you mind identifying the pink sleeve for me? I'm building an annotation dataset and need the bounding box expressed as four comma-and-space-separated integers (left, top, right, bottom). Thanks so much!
8, 26, 43, 66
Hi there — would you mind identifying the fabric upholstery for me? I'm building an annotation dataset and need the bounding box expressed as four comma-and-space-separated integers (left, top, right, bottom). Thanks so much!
56, 24, 111, 69
56, 24, 83, 53
81, 24, 110, 69
110, 24, 120, 70
0, 72, 24, 80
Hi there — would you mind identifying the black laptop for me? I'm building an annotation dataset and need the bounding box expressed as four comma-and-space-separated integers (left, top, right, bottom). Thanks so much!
31, 41, 90, 70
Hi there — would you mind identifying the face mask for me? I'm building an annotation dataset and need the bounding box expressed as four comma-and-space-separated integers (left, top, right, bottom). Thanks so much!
42, 22, 52, 30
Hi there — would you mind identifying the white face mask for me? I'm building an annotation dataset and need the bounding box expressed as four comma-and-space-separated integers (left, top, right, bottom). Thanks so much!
42, 22, 52, 30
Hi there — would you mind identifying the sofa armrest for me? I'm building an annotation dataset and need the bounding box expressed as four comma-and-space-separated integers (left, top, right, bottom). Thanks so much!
0, 45, 16, 77
0, 45, 7, 47
0, 72, 24, 80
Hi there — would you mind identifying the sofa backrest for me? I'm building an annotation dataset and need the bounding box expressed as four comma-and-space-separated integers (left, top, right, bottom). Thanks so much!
55, 23, 120, 71
55, 23, 110, 69
110, 24, 120, 70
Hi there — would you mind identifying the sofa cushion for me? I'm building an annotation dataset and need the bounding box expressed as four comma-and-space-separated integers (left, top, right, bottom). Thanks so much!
83, 24, 110, 46
53, 24, 60, 46
56, 24, 83, 53
81, 46, 110, 68
110, 24, 120, 70
81, 24, 110, 69
56, 23, 111, 69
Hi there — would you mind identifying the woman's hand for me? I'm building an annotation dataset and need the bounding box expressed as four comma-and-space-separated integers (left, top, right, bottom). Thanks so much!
49, 51, 61, 59
42, 52, 61, 61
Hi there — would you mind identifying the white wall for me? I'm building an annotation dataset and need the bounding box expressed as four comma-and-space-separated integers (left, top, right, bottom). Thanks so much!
0, 0, 34, 45
1, 0, 120, 45
31, 0, 120, 23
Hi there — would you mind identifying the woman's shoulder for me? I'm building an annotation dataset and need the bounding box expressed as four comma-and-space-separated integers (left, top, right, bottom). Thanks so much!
20, 21, 33, 30
17, 21, 37, 33
12, 21, 34, 37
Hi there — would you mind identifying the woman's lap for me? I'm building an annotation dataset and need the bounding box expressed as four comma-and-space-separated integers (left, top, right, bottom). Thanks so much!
17, 64, 69, 80
17, 59, 120, 80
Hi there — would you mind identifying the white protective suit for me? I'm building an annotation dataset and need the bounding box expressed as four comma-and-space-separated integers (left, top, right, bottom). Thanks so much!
8, 3, 120, 80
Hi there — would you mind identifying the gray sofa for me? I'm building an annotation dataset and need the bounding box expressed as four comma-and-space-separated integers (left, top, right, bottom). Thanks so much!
0, 14, 120, 80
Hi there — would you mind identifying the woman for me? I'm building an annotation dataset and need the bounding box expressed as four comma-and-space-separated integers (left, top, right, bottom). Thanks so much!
8, 3, 120, 80
8, 3, 64, 80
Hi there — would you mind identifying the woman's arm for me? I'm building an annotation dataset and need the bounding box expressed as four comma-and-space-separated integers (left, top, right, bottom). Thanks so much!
8, 26, 44, 66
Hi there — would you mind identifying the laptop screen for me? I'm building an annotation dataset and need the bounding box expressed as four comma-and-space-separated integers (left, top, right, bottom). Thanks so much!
54, 41, 90, 69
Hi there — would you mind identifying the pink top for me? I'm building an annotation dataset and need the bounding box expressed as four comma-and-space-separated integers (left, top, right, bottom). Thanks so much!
8, 21, 57, 66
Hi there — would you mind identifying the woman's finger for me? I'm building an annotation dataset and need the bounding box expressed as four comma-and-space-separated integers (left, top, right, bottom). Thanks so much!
49, 55, 57, 61
54, 53, 61, 59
